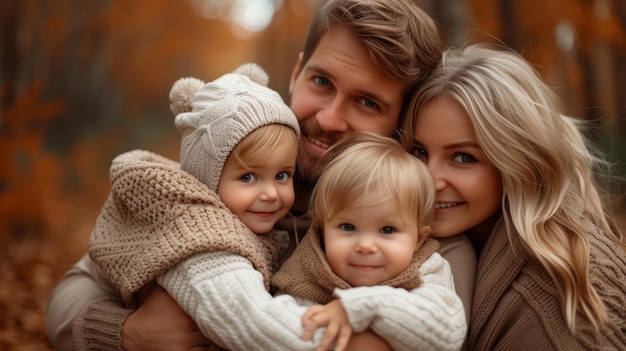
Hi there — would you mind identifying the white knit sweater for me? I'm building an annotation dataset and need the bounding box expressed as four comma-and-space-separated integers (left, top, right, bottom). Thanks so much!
158, 248, 467, 351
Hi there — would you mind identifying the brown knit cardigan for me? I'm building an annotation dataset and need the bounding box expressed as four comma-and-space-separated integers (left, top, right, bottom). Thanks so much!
470, 219, 626, 350
88, 150, 287, 307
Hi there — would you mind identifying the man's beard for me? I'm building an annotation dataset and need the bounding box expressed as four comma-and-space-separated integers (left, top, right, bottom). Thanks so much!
295, 122, 343, 190
294, 152, 320, 196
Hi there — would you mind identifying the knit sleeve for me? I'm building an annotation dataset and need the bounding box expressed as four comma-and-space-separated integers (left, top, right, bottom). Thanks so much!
73, 296, 131, 351
334, 253, 467, 351
157, 251, 327, 351
45, 253, 129, 351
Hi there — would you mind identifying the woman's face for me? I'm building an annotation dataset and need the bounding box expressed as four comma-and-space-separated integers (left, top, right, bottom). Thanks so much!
410, 96, 502, 239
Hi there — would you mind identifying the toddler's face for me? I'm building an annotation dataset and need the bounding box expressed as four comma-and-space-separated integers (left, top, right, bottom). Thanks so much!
217, 140, 296, 234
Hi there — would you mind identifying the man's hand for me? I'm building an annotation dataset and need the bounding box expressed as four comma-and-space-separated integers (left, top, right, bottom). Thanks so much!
344, 329, 393, 351
121, 284, 211, 351
302, 299, 352, 351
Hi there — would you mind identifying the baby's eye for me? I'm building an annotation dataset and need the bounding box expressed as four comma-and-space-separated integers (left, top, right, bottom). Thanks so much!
275, 172, 289, 181
339, 223, 356, 231
380, 226, 396, 234
240, 174, 256, 182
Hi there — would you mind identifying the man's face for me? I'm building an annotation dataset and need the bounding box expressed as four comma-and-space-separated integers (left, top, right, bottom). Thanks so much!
289, 24, 406, 180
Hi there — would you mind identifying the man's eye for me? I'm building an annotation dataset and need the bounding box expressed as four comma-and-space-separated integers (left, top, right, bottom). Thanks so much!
240, 174, 256, 182
361, 98, 379, 110
314, 76, 330, 87
275, 172, 289, 181
339, 223, 355, 231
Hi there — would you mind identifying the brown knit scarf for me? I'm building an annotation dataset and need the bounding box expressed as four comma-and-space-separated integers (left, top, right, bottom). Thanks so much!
89, 150, 288, 307
271, 226, 439, 304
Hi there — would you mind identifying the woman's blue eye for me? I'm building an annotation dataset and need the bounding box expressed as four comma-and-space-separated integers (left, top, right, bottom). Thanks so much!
380, 226, 395, 234
453, 153, 477, 163
339, 223, 355, 231
412, 147, 427, 159
275, 172, 289, 181
240, 174, 256, 182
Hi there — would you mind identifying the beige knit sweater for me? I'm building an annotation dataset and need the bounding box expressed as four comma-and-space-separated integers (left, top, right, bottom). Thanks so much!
88, 149, 287, 307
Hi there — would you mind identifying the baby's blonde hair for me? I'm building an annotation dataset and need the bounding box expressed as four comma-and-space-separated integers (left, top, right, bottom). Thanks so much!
310, 132, 434, 239
228, 124, 298, 169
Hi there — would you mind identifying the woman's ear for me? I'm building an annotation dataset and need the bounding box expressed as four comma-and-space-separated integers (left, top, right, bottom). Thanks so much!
414, 225, 431, 251
289, 52, 304, 95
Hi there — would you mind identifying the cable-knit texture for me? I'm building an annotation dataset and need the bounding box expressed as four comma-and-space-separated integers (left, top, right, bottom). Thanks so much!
470, 219, 626, 350
173, 64, 300, 192
333, 254, 467, 351
271, 225, 439, 304
88, 149, 288, 306
158, 251, 325, 351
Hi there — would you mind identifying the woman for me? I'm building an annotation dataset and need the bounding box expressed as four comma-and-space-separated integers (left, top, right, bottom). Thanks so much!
403, 43, 626, 350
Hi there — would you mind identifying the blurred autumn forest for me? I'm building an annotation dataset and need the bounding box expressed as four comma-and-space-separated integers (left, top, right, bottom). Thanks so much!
0, 0, 624, 349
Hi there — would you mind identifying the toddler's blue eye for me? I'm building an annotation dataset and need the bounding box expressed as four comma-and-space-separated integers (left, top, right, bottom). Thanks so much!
240, 174, 256, 182
339, 223, 355, 231
276, 172, 289, 181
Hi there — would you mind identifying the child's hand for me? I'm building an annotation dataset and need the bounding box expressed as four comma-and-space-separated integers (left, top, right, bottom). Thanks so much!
301, 299, 352, 351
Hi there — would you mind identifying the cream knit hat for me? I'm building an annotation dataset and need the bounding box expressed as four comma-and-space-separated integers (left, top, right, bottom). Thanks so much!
170, 63, 300, 192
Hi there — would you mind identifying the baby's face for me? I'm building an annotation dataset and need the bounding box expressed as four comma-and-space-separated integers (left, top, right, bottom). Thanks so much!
323, 194, 422, 287
217, 140, 296, 234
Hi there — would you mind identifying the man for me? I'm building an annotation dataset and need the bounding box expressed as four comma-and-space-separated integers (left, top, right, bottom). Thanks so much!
45, 1, 442, 349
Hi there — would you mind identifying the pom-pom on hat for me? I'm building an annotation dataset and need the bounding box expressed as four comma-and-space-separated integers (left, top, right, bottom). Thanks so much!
170, 63, 300, 192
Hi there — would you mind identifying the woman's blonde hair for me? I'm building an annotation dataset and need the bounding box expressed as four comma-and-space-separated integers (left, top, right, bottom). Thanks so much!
403, 43, 625, 331
229, 124, 298, 169
310, 132, 434, 239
